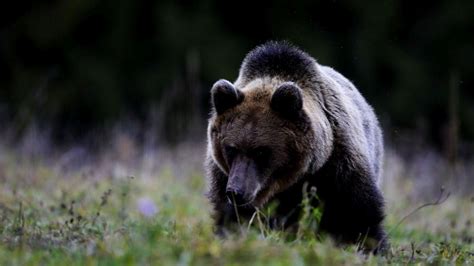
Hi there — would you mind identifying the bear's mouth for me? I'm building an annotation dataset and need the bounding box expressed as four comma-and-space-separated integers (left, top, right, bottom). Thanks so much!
251, 184, 277, 208
225, 192, 256, 208
225, 178, 263, 208
228, 201, 254, 209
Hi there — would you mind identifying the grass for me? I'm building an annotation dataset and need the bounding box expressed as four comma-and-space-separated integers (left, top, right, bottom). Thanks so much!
0, 144, 473, 265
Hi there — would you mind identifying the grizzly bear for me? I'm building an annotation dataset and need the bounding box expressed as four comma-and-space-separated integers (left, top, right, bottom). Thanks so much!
205, 41, 386, 252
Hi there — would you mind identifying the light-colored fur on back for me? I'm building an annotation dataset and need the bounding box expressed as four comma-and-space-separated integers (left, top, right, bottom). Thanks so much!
317, 65, 384, 186
234, 49, 383, 186
206, 42, 387, 251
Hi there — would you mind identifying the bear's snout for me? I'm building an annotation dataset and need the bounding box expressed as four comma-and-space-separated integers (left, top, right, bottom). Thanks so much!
225, 176, 257, 206
225, 187, 247, 206
226, 155, 261, 206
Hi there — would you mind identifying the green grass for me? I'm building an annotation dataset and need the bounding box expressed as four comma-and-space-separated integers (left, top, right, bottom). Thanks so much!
0, 153, 473, 265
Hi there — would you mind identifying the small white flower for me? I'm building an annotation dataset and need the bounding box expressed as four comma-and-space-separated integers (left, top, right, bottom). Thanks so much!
137, 197, 158, 218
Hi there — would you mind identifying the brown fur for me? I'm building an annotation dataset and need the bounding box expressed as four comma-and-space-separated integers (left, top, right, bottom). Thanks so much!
208, 77, 316, 206
206, 42, 386, 253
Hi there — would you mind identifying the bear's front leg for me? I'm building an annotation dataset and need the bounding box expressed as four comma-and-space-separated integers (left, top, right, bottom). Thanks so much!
212, 202, 237, 236
318, 171, 388, 253
206, 160, 232, 234
207, 160, 254, 234
211, 200, 256, 235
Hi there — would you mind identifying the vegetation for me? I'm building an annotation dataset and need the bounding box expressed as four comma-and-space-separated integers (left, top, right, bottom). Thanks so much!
1, 1, 472, 265
0, 143, 472, 265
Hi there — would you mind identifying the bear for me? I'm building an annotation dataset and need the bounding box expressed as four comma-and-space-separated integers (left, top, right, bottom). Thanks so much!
205, 41, 386, 252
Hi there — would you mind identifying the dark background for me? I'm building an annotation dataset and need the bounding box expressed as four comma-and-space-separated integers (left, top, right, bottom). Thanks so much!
1, 0, 473, 157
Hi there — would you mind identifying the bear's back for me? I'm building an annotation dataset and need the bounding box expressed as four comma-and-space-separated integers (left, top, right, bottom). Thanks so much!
319, 65, 384, 186
238, 41, 383, 186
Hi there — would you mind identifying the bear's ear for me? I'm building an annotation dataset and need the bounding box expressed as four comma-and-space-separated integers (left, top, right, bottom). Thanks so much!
211, 79, 244, 114
271, 82, 303, 118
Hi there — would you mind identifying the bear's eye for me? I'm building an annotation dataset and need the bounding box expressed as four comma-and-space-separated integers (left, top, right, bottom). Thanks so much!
224, 144, 238, 161
253, 146, 271, 162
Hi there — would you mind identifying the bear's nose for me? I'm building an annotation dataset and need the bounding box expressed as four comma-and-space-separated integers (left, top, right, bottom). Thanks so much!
226, 188, 247, 206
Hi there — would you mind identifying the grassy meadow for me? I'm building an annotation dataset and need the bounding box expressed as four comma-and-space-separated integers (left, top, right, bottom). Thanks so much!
0, 136, 473, 265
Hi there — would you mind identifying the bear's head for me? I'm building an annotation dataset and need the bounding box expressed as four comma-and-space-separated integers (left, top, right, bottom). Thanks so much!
208, 78, 319, 207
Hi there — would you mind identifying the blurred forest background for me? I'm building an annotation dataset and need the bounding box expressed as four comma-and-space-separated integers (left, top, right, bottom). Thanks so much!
0, 2, 473, 263
1, 0, 473, 159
